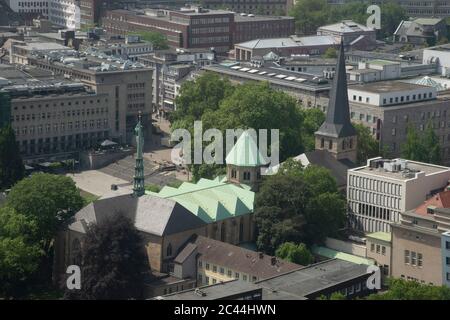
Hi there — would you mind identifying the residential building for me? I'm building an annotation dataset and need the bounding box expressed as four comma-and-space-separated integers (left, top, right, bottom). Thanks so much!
315, 42, 358, 164
173, 235, 301, 289
234, 36, 337, 61
9, 40, 72, 65
317, 20, 377, 50
366, 232, 392, 282
101, 6, 294, 53
138, 48, 215, 116
391, 191, 450, 286
394, 18, 447, 45
347, 157, 450, 233
158, 259, 376, 300
23, 48, 153, 145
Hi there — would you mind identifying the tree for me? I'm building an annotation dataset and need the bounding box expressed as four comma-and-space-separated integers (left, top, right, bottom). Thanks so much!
401, 125, 427, 162
275, 242, 313, 265
423, 123, 441, 165
401, 124, 441, 164
289, 0, 330, 35
203, 81, 304, 160
0, 125, 24, 190
130, 31, 169, 50
255, 164, 345, 253
366, 278, 450, 300
171, 72, 235, 127
354, 123, 379, 165
65, 214, 147, 300
323, 47, 337, 59
301, 108, 325, 151
379, 1, 408, 38
0, 207, 42, 298
6, 173, 84, 255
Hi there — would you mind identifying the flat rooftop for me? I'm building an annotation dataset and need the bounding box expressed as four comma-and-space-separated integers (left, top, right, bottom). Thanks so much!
349, 81, 431, 94
154, 279, 261, 300
352, 159, 450, 181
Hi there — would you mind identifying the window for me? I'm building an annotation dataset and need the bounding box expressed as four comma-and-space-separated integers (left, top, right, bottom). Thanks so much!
376, 244, 380, 254
227, 270, 232, 277
166, 243, 172, 257
213, 265, 217, 273
205, 276, 209, 284
418, 253, 423, 267
447, 273, 450, 281
411, 251, 417, 266
382, 246, 386, 256
212, 279, 217, 284
206, 263, 210, 270
355, 283, 361, 292
235, 272, 240, 279
370, 243, 375, 252
220, 267, 224, 275
446, 257, 450, 266
198, 260, 202, 268
405, 250, 410, 264
198, 274, 202, 283
243, 275, 247, 281
446, 241, 450, 250
348, 285, 354, 295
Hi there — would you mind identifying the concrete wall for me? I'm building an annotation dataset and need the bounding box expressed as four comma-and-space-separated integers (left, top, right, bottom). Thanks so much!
325, 237, 367, 257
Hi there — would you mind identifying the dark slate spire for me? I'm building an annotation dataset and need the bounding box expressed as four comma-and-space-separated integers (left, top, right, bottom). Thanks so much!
316, 41, 356, 138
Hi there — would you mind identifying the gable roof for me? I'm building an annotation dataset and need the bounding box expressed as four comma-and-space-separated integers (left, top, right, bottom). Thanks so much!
147, 178, 255, 223
413, 188, 450, 217
225, 130, 269, 167
70, 193, 206, 236
177, 235, 301, 279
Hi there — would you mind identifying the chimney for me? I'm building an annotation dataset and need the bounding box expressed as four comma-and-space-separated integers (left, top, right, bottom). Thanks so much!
271, 257, 277, 265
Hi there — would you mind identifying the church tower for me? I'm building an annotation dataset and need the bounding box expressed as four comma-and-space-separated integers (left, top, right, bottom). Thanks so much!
225, 131, 268, 191
133, 113, 145, 197
315, 41, 357, 164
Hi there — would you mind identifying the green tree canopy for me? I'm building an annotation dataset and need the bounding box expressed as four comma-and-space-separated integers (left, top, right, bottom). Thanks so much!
6, 173, 84, 254
401, 124, 441, 164
367, 278, 450, 300
300, 108, 325, 151
0, 206, 42, 298
0, 125, 24, 190
323, 47, 337, 59
354, 123, 379, 165
130, 31, 169, 50
255, 163, 345, 254
64, 214, 147, 300
275, 242, 314, 265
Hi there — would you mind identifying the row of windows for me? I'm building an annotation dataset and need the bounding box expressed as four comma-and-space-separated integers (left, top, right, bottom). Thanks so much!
404, 250, 423, 267
13, 99, 105, 111
349, 202, 394, 222
162, 283, 194, 295
348, 176, 402, 196
198, 260, 256, 282
190, 36, 230, 45
191, 26, 230, 34
348, 188, 401, 210
12, 108, 107, 122
191, 17, 230, 25
14, 119, 108, 136
370, 243, 387, 255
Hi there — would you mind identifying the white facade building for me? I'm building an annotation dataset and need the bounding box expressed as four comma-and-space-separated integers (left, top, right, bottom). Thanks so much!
423, 46, 450, 77
48, 0, 80, 29
6, 0, 49, 16
347, 157, 450, 233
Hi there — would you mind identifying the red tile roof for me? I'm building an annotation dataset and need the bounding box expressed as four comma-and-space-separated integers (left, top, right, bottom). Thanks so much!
414, 188, 450, 216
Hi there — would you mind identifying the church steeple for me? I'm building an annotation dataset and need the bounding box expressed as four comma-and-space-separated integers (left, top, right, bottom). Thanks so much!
133, 112, 145, 197
315, 41, 357, 163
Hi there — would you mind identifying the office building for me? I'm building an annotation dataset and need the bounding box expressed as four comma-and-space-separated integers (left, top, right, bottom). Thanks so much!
101, 6, 295, 53
317, 20, 377, 50
347, 157, 450, 233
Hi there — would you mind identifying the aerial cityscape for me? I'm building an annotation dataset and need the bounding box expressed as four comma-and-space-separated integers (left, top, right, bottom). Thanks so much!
2, 0, 450, 307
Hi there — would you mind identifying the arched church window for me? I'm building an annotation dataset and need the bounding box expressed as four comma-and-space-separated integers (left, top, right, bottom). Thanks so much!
329, 140, 333, 149
321, 138, 324, 148
166, 243, 172, 257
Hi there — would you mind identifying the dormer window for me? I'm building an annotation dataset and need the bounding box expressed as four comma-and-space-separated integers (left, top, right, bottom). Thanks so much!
427, 205, 436, 215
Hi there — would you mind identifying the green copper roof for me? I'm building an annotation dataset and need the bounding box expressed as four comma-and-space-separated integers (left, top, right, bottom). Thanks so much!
225, 131, 268, 167
312, 246, 375, 265
146, 178, 255, 223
